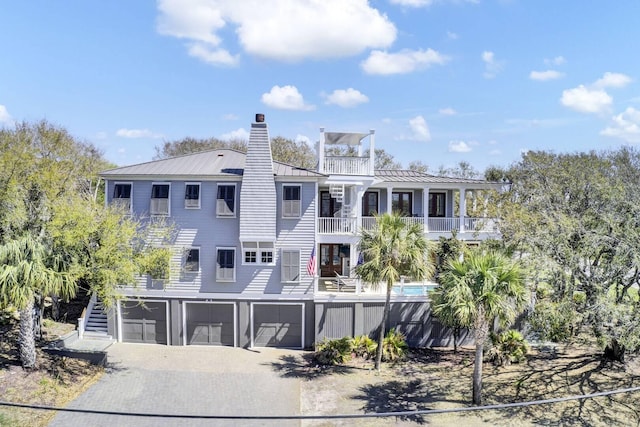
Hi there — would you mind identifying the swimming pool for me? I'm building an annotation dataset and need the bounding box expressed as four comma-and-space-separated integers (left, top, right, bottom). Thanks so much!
392, 284, 437, 296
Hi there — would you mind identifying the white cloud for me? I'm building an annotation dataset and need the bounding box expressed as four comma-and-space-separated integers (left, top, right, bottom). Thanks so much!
448, 140, 473, 153
481, 50, 504, 79
544, 56, 566, 66
220, 127, 249, 140
409, 115, 431, 141
261, 85, 315, 111
529, 70, 565, 81
361, 48, 449, 75
601, 107, 640, 143
187, 43, 239, 66
439, 107, 457, 116
447, 31, 459, 40
222, 113, 238, 120
594, 72, 632, 89
0, 105, 13, 125
390, 0, 478, 7
116, 128, 164, 139
324, 88, 369, 108
157, 0, 396, 64
560, 85, 612, 114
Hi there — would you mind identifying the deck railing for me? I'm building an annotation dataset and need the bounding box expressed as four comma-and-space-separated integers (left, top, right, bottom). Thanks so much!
322, 156, 371, 175
319, 216, 499, 234
318, 217, 358, 234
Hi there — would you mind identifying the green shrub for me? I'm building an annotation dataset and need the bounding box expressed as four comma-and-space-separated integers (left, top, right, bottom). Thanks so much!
382, 328, 408, 362
314, 337, 353, 365
529, 299, 578, 342
351, 335, 377, 359
487, 329, 528, 366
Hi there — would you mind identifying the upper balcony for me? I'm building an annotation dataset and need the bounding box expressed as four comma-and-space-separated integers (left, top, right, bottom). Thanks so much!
318, 129, 375, 176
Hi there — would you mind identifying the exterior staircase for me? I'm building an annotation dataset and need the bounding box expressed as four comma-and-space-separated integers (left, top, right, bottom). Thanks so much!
82, 297, 112, 340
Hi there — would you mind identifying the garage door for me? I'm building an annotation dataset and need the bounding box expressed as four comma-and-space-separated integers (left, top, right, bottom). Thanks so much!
252, 304, 303, 348
185, 303, 235, 346
120, 301, 168, 344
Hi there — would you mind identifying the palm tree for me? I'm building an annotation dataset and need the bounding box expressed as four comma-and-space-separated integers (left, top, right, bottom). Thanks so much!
0, 235, 76, 368
355, 212, 434, 370
432, 249, 526, 405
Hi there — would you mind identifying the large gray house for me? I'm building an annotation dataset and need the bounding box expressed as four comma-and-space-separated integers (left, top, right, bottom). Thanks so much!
81, 114, 502, 349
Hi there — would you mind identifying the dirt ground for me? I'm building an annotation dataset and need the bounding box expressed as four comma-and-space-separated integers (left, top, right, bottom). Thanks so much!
274, 344, 640, 426
0, 315, 103, 427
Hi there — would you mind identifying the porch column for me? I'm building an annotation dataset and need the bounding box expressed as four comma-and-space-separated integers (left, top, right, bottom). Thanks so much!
369, 130, 375, 175
459, 187, 466, 233
318, 127, 325, 173
423, 187, 429, 232
386, 186, 393, 214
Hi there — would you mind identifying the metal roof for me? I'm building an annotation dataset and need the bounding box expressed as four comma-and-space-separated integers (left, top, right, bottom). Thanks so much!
375, 169, 501, 186
100, 149, 325, 178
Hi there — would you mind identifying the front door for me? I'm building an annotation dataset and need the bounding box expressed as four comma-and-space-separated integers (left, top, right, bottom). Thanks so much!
320, 244, 346, 277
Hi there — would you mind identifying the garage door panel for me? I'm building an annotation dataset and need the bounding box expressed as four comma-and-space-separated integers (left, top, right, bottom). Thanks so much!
120, 301, 168, 344
186, 304, 234, 346
252, 304, 302, 348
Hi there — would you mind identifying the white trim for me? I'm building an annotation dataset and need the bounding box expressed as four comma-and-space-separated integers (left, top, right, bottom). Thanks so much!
241, 241, 276, 266
184, 182, 201, 209
117, 298, 170, 345
280, 249, 300, 283
216, 246, 236, 282
112, 181, 133, 215
216, 183, 236, 217
150, 182, 171, 217
250, 302, 305, 349
281, 184, 302, 219
182, 301, 237, 347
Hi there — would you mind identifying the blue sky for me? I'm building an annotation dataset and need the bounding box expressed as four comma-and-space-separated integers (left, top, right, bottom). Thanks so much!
1, 1, 639, 173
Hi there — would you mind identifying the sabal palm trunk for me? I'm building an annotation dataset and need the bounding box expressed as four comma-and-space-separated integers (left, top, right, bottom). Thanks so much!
472, 339, 483, 405
375, 279, 393, 370
19, 298, 37, 369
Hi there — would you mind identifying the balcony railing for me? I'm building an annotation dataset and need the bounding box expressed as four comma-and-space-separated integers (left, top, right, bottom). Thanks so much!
320, 216, 499, 234
318, 217, 358, 234
323, 156, 371, 175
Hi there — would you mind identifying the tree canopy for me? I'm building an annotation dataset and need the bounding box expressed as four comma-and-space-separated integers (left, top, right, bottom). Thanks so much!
498, 148, 640, 359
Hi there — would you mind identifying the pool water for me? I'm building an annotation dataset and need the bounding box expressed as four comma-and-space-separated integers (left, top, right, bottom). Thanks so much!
392, 284, 437, 296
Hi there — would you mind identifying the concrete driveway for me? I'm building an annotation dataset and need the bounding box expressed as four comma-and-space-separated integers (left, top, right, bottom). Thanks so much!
49, 343, 304, 427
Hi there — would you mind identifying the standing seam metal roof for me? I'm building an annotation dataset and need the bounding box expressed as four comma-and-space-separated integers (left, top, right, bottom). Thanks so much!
100, 149, 325, 178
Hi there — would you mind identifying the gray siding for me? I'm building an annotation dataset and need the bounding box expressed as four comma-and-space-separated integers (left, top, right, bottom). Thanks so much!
239, 123, 277, 242
315, 301, 472, 348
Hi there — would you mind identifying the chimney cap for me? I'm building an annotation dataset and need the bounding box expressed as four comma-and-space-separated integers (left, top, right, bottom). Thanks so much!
255, 113, 265, 123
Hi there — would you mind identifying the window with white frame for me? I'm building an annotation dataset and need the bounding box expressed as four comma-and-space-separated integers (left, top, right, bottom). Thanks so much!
242, 242, 274, 265
183, 248, 200, 272
150, 183, 170, 216
282, 185, 301, 218
281, 250, 300, 282
216, 184, 235, 216
216, 248, 235, 281
113, 182, 132, 213
184, 183, 201, 209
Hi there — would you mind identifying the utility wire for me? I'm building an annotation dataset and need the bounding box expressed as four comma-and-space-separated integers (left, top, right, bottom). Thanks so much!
1, 386, 639, 420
